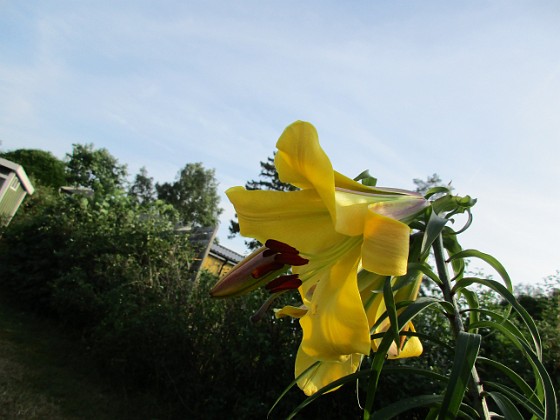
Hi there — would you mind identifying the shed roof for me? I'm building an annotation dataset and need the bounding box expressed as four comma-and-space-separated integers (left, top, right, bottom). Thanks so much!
209, 243, 244, 264
0, 157, 35, 195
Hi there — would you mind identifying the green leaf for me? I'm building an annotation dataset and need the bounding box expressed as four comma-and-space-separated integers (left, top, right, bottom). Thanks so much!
407, 262, 443, 286
381, 365, 449, 383
372, 395, 480, 420
400, 330, 455, 353
383, 277, 400, 350
449, 209, 473, 235
420, 210, 448, 257
454, 277, 541, 357
425, 186, 451, 199
484, 381, 544, 418
467, 308, 528, 343
397, 297, 455, 327
371, 395, 443, 419
441, 232, 465, 278
447, 249, 513, 292
468, 321, 557, 419
466, 320, 526, 352
354, 169, 377, 186
285, 364, 405, 419
358, 270, 386, 294
438, 332, 481, 419
477, 357, 535, 399
518, 339, 558, 420
268, 360, 319, 418
485, 392, 525, 420
363, 332, 395, 420
460, 289, 480, 333
285, 370, 363, 419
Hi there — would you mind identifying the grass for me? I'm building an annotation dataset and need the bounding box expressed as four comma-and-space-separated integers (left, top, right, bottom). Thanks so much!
0, 295, 162, 419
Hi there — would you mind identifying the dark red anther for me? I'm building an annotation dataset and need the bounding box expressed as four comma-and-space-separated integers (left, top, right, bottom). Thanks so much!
265, 239, 300, 255
274, 253, 309, 266
263, 248, 278, 257
250, 239, 308, 280
265, 274, 302, 293
251, 261, 284, 279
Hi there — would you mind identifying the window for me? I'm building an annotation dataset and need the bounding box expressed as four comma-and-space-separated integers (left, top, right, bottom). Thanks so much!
10, 176, 20, 191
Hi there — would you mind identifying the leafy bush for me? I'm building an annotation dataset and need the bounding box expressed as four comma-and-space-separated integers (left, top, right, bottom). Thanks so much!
1, 147, 558, 418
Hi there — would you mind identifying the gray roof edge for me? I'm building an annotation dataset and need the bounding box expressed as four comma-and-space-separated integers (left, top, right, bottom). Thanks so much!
0, 158, 35, 195
210, 243, 244, 263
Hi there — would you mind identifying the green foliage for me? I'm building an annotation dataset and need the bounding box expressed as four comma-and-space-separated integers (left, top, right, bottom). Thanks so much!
0, 163, 346, 417
2, 145, 558, 418
475, 276, 560, 410
156, 162, 222, 228
0, 149, 66, 189
65, 143, 128, 195
128, 166, 156, 205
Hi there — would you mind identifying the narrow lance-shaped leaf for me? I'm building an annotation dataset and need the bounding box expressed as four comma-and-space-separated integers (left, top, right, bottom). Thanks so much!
383, 277, 400, 351
485, 392, 525, 420
484, 381, 544, 418
477, 357, 536, 401
439, 332, 482, 419
454, 277, 541, 358
518, 340, 558, 420
420, 209, 448, 257
460, 289, 480, 334
363, 332, 396, 420
448, 250, 513, 292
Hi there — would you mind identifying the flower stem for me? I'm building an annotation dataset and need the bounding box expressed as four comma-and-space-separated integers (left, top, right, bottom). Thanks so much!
433, 234, 490, 420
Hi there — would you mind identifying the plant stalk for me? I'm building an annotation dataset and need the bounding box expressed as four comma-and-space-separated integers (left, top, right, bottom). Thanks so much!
433, 234, 490, 420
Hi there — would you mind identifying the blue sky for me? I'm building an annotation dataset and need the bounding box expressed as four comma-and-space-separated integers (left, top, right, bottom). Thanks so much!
1, 1, 559, 284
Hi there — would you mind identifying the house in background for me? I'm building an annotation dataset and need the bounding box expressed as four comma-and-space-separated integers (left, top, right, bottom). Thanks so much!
201, 243, 244, 278
180, 225, 244, 279
0, 157, 34, 225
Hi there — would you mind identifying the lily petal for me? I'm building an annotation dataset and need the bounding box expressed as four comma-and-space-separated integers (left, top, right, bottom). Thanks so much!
227, 187, 343, 253
390, 324, 423, 359
333, 190, 371, 236
368, 197, 429, 225
361, 210, 410, 276
295, 346, 361, 396
275, 121, 337, 222
334, 170, 420, 196
275, 305, 308, 318
371, 323, 423, 359
299, 245, 371, 360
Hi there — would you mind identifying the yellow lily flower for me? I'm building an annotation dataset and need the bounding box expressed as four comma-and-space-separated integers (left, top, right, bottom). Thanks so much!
222, 121, 428, 394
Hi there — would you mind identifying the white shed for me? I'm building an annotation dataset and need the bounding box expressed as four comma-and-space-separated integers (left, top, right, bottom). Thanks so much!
0, 157, 35, 225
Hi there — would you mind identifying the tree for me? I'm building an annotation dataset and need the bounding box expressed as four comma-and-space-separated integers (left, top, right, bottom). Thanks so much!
228, 153, 296, 250
413, 173, 451, 195
244, 155, 296, 192
65, 144, 128, 195
156, 162, 222, 227
128, 166, 156, 205
0, 149, 66, 189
